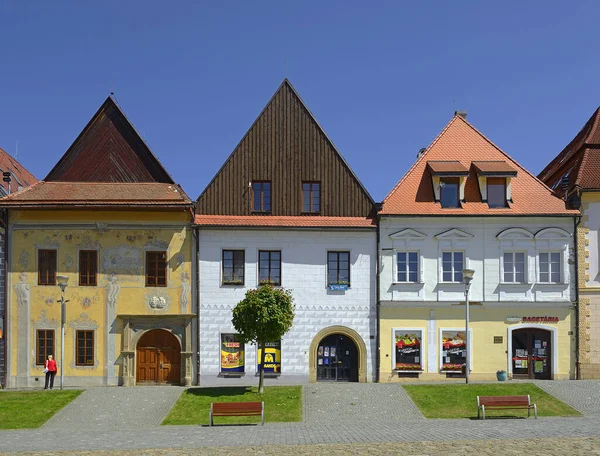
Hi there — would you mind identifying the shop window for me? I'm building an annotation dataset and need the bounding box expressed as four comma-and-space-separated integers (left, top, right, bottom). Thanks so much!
252, 181, 271, 213
503, 251, 526, 283
259, 250, 281, 285
79, 250, 98, 286
38, 249, 57, 285
539, 252, 561, 283
442, 251, 464, 282
257, 340, 281, 374
440, 178, 460, 208
76, 330, 94, 366
440, 329, 472, 372
396, 252, 419, 282
393, 329, 422, 371
222, 250, 245, 285
36, 329, 54, 365
221, 334, 245, 373
146, 251, 167, 287
327, 251, 350, 286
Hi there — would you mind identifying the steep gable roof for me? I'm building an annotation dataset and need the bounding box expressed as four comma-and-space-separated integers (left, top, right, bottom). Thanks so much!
197, 79, 374, 219
381, 114, 575, 216
538, 107, 600, 197
0, 147, 37, 195
45, 96, 174, 183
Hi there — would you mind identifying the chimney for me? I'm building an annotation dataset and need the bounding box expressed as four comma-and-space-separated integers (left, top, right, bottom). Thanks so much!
455, 110, 467, 119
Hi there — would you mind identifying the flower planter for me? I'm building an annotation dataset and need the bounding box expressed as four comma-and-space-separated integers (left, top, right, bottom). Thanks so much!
496, 371, 507, 382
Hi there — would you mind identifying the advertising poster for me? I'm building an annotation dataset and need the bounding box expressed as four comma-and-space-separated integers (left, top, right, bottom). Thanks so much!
394, 330, 422, 370
441, 330, 466, 371
221, 334, 244, 373
257, 340, 281, 374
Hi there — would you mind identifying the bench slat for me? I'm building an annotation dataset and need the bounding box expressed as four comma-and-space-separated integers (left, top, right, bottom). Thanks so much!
210, 401, 265, 426
477, 395, 536, 420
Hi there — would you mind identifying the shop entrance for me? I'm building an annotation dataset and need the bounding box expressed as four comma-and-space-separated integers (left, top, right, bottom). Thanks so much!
316, 334, 358, 382
511, 328, 552, 380
136, 329, 181, 385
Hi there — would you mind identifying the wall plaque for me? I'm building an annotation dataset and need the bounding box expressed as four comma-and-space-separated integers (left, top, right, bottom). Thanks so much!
494, 336, 503, 344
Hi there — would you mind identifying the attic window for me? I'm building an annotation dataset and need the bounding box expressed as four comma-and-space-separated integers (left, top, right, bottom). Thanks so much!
427, 161, 469, 207
440, 178, 460, 208
471, 161, 517, 208
487, 178, 507, 208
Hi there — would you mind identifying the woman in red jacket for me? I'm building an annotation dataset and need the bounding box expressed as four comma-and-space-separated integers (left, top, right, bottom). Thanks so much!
44, 354, 57, 389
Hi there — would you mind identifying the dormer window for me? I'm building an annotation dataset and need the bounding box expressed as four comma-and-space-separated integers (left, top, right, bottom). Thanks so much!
472, 161, 517, 208
427, 161, 469, 208
440, 178, 459, 208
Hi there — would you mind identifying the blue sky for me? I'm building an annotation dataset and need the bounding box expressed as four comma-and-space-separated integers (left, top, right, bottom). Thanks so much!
1, 1, 599, 202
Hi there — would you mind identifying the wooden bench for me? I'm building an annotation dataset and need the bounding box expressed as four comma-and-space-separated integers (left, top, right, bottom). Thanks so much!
477, 395, 537, 420
209, 401, 264, 426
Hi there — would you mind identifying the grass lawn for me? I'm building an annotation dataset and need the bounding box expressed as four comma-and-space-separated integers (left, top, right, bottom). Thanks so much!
163, 385, 302, 425
0, 390, 83, 429
403, 383, 581, 419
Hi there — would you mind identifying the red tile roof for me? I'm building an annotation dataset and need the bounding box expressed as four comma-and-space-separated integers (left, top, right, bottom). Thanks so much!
538, 107, 600, 196
194, 214, 375, 228
0, 147, 37, 194
0, 182, 192, 207
381, 115, 576, 216
427, 161, 469, 175
472, 161, 517, 176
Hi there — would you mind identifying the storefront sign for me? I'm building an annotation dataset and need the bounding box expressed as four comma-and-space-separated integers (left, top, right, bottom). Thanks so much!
505, 316, 559, 324
441, 330, 466, 371
394, 330, 422, 370
257, 340, 281, 374
328, 284, 349, 291
221, 334, 244, 373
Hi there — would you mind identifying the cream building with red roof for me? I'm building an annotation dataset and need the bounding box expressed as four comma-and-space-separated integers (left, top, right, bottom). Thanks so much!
378, 113, 578, 381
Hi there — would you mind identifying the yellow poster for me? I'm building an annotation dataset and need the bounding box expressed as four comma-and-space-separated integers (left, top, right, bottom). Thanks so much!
257, 340, 281, 374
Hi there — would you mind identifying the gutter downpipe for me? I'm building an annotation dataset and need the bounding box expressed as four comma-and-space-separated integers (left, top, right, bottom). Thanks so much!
574, 212, 582, 380
375, 205, 382, 383
1, 209, 7, 388
194, 225, 201, 385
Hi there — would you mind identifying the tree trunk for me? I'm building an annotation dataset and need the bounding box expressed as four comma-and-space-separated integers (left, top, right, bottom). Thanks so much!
258, 340, 266, 394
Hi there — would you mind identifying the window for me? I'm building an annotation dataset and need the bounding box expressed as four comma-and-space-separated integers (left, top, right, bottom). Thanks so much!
36, 330, 54, 365
79, 250, 98, 286
393, 329, 422, 371
487, 177, 507, 208
252, 181, 271, 212
441, 329, 470, 371
442, 251, 464, 282
221, 333, 244, 373
327, 251, 350, 286
440, 178, 459, 208
302, 182, 320, 213
259, 250, 281, 285
222, 250, 245, 285
503, 252, 526, 283
397, 252, 419, 282
38, 249, 57, 285
76, 330, 94, 366
539, 252, 561, 283
146, 251, 167, 287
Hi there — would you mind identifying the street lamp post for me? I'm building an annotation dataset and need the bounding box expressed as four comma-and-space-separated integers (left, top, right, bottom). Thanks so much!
462, 269, 475, 384
56, 275, 69, 390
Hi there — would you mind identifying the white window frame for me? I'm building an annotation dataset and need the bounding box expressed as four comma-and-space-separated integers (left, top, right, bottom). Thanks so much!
392, 327, 424, 372
538, 251, 563, 284
441, 250, 465, 283
439, 328, 473, 372
501, 251, 527, 284
395, 251, 420, 283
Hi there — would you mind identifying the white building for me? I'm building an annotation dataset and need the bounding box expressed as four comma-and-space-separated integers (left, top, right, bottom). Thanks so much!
195, 80, 377, 384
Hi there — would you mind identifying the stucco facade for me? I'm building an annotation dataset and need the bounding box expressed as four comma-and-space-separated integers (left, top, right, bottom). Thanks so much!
198, 228, 377, 384
6, 209, 195, 388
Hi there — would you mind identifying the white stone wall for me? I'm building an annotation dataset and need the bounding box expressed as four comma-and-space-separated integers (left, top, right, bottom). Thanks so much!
584, 202, 600, 287
198, 228, 377, 383
379, 216, 575, 303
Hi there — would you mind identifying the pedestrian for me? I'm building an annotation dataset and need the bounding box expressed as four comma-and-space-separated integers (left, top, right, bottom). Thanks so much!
44, 354, 57, 390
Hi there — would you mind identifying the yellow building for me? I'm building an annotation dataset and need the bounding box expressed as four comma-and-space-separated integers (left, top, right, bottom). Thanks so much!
1, 97, 195, 388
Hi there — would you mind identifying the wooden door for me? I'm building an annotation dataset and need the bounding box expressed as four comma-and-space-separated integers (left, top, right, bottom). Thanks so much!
136, 329, 181, 385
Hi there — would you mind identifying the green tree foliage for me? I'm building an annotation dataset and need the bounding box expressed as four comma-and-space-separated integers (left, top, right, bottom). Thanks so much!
232, 285, 295, 393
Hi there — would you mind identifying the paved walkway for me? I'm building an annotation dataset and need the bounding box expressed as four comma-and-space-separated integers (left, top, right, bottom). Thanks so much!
533, 380, 600, 416
42, 386, 184, 430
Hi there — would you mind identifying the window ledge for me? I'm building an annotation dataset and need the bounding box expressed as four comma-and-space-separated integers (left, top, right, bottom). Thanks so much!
222, 283, 245, 287
300, 212, 322, 216
392, 281, 424, 285
499, 282, 532, 286
393, 369, 423, 373
218, 372, 245, 378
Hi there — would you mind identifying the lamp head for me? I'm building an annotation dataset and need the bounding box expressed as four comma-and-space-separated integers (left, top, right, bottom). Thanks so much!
462, 269, 475, 285
56, 275, 69, 293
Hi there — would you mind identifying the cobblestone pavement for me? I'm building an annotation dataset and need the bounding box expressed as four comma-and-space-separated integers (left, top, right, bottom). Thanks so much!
42, 386, 184, 430
2, 437, 600, 455
303, 383, 424, 424
532, 380, 600, 416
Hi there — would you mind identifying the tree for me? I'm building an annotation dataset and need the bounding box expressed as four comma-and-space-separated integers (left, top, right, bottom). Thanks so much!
232, 284, 295, 394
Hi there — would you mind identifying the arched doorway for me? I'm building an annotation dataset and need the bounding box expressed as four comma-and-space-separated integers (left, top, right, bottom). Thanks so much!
510, 327, 552, 380
309, 326, 367, 383
136, 329, 181, 385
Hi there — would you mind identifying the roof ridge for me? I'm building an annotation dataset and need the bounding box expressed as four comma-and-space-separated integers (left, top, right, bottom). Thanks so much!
382, 116, 459, 204
575, 148, 591, 191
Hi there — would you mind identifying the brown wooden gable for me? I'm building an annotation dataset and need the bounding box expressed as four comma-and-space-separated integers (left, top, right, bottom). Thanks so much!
197, 79, 374, 217
45, 97, 174, 183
